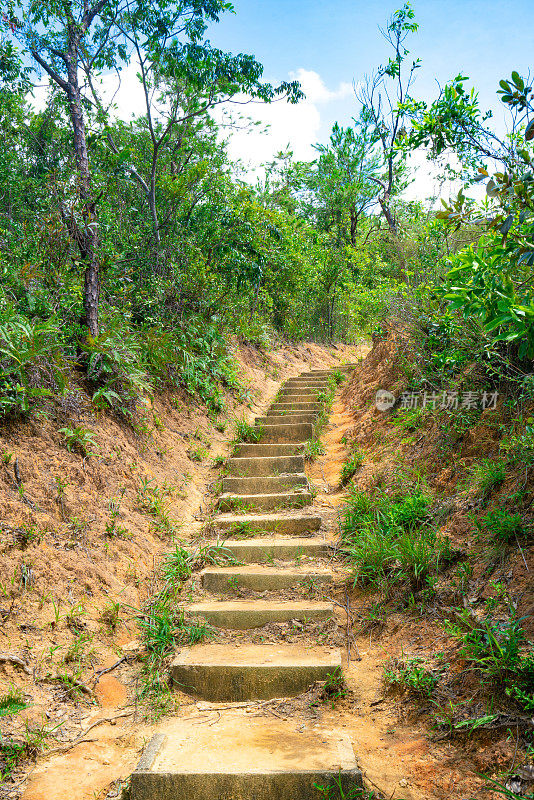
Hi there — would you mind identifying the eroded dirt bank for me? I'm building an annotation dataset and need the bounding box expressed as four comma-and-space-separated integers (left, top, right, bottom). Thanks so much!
0, 341, 357, 799
318, 332, 534, 800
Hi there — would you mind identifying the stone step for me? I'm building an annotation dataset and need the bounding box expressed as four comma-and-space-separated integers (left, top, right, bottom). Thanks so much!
269, 402, 321, 413
259, 423, 313, 443
201, 565, 332, 594
222, 475, 307, 496
284, 376, 328, 383
211, 512, 322, 536
171, 644, 341, 701
283, 379, 328, 387
217, 491, 313, 512
187, 599, 333, 628
257, 413, 317, 425
218, 490, 312, 513
214, 536, 328, 562
131, 717, 362, 799
233, 443, 304, 458
279, 388, 322, 397
226, 455, 305, 477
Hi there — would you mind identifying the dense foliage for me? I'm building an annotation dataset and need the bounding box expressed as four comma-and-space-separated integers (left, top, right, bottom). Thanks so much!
0, 1, 533, 424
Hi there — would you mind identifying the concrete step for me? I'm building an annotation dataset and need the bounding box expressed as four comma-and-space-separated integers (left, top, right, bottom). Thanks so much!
187, 599, 333, 628
283, 380, 328, 387
211, 513, 322, 536
260, 423, 313, 443
233, 443, 304, 458
218, 490, 312, 513
201, 565, 332, 594
276, 386, 322, 403
226, 455, 305, 477
171, 643, 341, 700
222, 474, 308, 496
131, 716, 362, 799
257, 413, 317, 425
269, 402, 321, 413
215, 536, 328, 562
284, 378, 328, 385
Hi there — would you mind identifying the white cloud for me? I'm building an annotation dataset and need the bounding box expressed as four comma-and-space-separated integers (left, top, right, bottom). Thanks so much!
216, 69, 354, 180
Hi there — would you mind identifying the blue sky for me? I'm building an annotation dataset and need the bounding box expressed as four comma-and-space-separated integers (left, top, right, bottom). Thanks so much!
203, 0, 533, 193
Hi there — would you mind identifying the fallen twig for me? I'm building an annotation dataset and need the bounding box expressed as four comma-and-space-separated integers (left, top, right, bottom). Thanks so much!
0, 652, 32, 675
46, 711, 134, 754
92, 656, 130, 686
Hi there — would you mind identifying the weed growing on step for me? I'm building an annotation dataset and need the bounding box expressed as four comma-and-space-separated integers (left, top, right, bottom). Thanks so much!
160, 542, 240, 585
304, 438, 326, 461
136, 590, 213, 701
232, 418, 264, 444
188, 445, 208, 462
314, 774, 379, 799
211, 454, 226, 468
331, 369, 346, 385
319, 667, 347, 707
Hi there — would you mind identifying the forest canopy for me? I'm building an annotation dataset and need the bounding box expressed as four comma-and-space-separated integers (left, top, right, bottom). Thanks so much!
0, 1, 533, 419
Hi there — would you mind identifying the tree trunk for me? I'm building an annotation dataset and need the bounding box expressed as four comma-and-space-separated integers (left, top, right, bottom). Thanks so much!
66, 51, 100, 337
379, 195, 397, 235
349, 207, 358, 246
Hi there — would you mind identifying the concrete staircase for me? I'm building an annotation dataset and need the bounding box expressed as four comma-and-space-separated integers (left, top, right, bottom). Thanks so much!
131, 368, 362, 799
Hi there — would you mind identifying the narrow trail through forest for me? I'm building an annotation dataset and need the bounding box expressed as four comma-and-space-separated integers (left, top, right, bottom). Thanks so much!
130, 366, 363, 798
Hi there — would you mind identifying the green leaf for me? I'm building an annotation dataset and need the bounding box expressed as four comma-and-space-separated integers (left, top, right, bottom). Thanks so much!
526, 119, 534, 142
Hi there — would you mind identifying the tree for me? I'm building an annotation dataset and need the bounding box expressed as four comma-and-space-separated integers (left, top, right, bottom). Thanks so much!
309, 113, 380, 245
6, 0, 301, 337
357, 2, 419, 234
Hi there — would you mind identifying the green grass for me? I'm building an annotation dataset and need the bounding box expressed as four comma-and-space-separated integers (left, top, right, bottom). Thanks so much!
383, 656, 438, 698
0, 689, 28, 718
467, 459, 506, 503
339, 447, 364, 486
341, 488, 451, 590
476, 507, 528, 544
